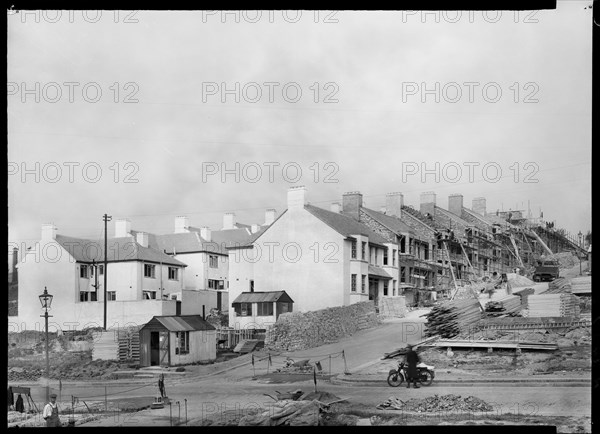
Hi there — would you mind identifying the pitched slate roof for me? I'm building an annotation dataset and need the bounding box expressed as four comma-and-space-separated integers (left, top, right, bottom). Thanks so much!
232, 291, 294, 304
400, 205, 443, 231
141, 315, 215, 331
55, 235, 186, 266
305, 204, 389, 245
361, 207, 416, 237
433, 206, 473, 229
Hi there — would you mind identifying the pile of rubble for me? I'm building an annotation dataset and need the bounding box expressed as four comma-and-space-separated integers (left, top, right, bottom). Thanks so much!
273, 359, 315, 374
377, 394, 493, 413
239, 399, 328, 426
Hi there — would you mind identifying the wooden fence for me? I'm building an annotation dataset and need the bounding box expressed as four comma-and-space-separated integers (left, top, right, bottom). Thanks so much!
215, 327, 268, 349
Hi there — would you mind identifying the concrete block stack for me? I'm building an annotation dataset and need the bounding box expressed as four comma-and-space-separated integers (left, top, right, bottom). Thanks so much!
527, 293, 581, 318
378, 296, 407, 318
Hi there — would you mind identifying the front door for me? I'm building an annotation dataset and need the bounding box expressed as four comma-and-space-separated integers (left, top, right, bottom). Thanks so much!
368, 278, 379, 306
150, 332, 160, 366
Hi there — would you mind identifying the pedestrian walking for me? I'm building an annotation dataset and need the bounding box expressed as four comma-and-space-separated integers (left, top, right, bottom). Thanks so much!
405, 344, 420, 389
43, 393, 61, 427
15, 393, 24, 413
158, 373, 165, 398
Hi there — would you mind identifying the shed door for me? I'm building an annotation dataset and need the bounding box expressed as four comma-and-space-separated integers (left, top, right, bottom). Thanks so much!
159, 332, 169, 366
150, 332, 160, 366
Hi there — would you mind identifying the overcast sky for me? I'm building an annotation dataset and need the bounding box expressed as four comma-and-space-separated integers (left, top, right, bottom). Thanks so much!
8, 4, 592, 254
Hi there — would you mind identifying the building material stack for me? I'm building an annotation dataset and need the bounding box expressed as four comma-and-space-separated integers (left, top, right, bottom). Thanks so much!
511, 287, 535, 309
527, 293, 581, 318
424, 298, 482, 338
545, 277, 571, 294
484, 295, 522, 317
378, 296, 407, 318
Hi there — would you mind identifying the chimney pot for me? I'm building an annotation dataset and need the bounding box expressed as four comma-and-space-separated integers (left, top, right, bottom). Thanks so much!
448, 194, 464, 216
264, 209, 277, 226
41, 223, 57, 241
385, 192, 404, 217
200, 226, 211, 242
287, 186, 307, 210
419, 191, 436, 217
115, 219, 132, 238
223, 213, 236, 230
136, 231, 149, 248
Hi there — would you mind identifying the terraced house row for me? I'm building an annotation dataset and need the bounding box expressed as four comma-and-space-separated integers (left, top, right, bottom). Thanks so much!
10, 186, 585, 331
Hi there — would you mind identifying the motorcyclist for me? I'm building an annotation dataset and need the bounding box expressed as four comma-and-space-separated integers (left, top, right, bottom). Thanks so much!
405, 343, 420, 389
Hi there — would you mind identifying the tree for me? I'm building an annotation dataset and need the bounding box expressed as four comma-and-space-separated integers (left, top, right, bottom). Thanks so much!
585, 230, 592, 245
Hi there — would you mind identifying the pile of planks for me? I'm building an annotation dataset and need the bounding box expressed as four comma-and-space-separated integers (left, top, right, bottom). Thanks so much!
527, 293, 581, 318
484, 295, 522, 317
570, 276, 591, 295
545, 278, 571, 294
512, 287, 535, 308
425, 299, 482, 338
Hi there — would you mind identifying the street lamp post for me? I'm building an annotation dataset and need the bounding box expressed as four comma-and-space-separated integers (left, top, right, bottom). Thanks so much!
578, 232, 583, 275
39, 287, 54, 403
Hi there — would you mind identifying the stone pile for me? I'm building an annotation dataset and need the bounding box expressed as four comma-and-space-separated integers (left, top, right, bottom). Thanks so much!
377, 394, 493, 412
265, 302, 380, 351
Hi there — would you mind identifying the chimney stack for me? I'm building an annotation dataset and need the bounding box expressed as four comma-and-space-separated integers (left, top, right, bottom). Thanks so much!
342, 192, 363, 221
385, 192, 404, 217
174, 216, 189, 234
472, 197, 487, 216
41, 223, 57, 241
223, 213, 236, 230
448, 194, 464, 216
136, 231, 149, 248
251, 224, 260, 234
264, 209, 276, 226
200, 226, 211, 242
330, 202, 341, 213
419, 192, 436, 217
287, 186, 307, 211
115, 219, 132, 238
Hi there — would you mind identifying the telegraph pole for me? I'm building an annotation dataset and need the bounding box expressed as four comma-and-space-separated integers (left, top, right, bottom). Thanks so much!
103, 214, 112, 330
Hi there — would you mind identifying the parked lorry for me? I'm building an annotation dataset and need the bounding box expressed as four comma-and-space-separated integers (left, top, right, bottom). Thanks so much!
532, 259, 560, 282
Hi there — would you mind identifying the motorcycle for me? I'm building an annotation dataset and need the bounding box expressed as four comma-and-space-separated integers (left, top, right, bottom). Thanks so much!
387, 361, 435, 387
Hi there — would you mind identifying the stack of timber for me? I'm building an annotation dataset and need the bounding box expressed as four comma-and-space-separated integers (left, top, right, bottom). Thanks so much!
484, 295, 522, 317
378, 296, 407, 318
424, 298, 482, 338
544, 278, 571, 294
570, 276, 591, 295
512, 287, 535, 308
527, 293, 581, 318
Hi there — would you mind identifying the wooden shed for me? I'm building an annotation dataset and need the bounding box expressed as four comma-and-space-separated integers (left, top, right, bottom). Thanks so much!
139, 315, 216, 367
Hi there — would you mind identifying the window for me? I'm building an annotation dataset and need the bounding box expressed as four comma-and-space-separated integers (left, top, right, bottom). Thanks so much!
98, 264, 104, 275
383, 249, 388, 265
144, 264, 156, 278
361, 275, 366, 293
208, 279, 225, 290
90, 292, 97, 302
393, 280, 397, 296
168, 267, 178, 280
361, 242, 366, 260
107, 291, 116, 301
383, 281, 388, 296
209, 255, 218, 268
175, 331, 189, 355
392, 249, 397, 266
351, 241, 357, 259
400, 267, 407, 283
241, 302, 252, 316
171, 295, 178, 300
257, 302, 274, 316
79, 291, 89, 302
351, 274, 357, 292
374, 249, 378, 264
80, 265, 88, 278
249, 280, 254, 292
143, 290, 156, 300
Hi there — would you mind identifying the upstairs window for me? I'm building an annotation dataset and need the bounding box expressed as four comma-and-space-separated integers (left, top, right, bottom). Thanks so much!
80, 265, 88, 278
144, 264, 156, 278
351, 241, 357, 259
168, 267, 179, 281
209, 255, 218, 268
